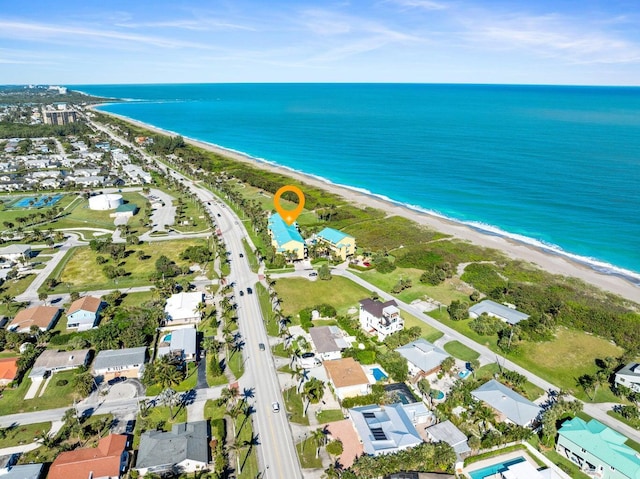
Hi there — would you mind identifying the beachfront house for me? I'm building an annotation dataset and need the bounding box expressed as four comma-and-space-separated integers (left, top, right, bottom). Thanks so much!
164, 292, 204, 325
66, 295, 104, 330
267, 212, 306, 261
614, 362, 640, 393
359, 298, 404, 341
93, 347, 147, 381
349, 403, 425, 456
471, 379, 542, 428
396, 338, 450, 378
135, 421, 209, 476
324, 357, 371, 400
468, 300, 529, 325
315, 227, 356, 261
556, 417, 640, 479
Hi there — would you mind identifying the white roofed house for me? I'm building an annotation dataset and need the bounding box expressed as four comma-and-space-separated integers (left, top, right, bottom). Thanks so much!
164, 292, 204, 325
359, 298, 404, 341
614, 362, 640, 393
157, 327, 197, 361
468, 300, 529, 325
396, 338, 451, 378
471, 379, 542, 428
0, 244, 32, 263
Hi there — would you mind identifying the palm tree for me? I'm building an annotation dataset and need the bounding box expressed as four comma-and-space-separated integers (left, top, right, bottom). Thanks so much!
156, 356, 184, 388
311, 428, 326, 459
158, 387, 182, 419
418, 378, 432, 406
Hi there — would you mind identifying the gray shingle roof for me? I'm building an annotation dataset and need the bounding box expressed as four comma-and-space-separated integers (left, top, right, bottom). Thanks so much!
309, 326, 349, 354
136, 421, 209, 468
170, 328, 196, 356
471, 379, 541, 427
93, 347, 147, 371
425, 420, 470, 455
396, 339, 450, 374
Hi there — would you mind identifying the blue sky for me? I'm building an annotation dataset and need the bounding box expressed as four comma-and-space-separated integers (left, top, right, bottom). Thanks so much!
1, 0, 640, 85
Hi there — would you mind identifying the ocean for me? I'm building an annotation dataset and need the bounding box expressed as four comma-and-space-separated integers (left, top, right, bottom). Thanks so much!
72, 83, 640, 282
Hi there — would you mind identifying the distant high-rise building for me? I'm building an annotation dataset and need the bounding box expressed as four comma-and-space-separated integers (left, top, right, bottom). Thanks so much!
42, 107, 77, 125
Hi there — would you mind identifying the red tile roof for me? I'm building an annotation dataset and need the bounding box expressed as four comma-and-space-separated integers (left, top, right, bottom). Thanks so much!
48, 434, 127, 479
0, 357, 18, 382
8, 306, 60, 331
67, 296, 102, 315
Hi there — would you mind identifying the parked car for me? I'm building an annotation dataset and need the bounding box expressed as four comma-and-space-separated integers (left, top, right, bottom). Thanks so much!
309, 272, 318, 277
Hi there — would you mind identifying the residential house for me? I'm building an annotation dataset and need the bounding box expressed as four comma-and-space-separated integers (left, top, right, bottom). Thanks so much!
396, 338, 450, 378
122, 164, 152, 183
468, 300, 529, 325
40, 178, 60, 189
471, 379, 542, 427
28, 349, 90, 381
47, 434, 128, 479
135, 421, 209, 476
0, 244, 31, 263
315, 227, 356, 261
71, 175, 104, 187
66, 295, 104, 330
8, 306, 61, 333
309, 326, 350, 361
425, 420, 470, 458
349, 403, 425, 456
556, 417, 640, 479
614, 362, 640, 393
267, 212, 305, 261
324, 357, 370, 400
359, 298, 404, 341
93, 347, 147, 381
0, 455, 43, 479
0, 358, 19, 386
164, 292, 204, 325
157, 327, 197, 361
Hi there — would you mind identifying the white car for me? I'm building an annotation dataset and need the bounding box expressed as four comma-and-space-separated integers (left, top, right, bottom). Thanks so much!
271, 402, 280, 413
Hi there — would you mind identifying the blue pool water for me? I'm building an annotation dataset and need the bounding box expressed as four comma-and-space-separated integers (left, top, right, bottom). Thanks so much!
371, 367, 388, 381
458, 369, 471, 379
13, 195, 62, 208
469, 457, 526, 479
433, 390, 445, 400
162, 334, 172, 342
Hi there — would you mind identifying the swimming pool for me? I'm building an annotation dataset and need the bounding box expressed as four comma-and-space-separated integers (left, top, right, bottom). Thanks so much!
371, 367, 388, 381
162, 333, 172, 342
13, 195, 63, 208
468, 456, 526, 479
458, 369, 471, 379
432, 390, 445, 400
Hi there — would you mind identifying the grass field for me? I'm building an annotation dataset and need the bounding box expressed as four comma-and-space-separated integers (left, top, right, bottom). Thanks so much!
443, 340, 480, 362
0, 369, 79, 415
274, 276, 370, 317
0, 421, 51, 448
402, 310, 444, 343
316, 409, 344, 424
0, 274, 37, 316
256, 283, 279, 337
46, 238, 207, 293
297, 436, 323, 469
283, 386, 310, 425
353, 268, 471, 304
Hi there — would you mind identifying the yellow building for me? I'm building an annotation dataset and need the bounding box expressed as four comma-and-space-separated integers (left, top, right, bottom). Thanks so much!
316, 227, 356, 260
268, 213, 306, 261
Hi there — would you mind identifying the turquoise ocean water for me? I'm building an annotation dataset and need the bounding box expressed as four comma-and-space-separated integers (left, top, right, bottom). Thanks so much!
72, 84, 640, 283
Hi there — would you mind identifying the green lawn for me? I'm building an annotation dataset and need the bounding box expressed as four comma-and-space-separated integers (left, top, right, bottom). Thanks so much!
353, 268, 471, 304
402, 311, 444, 343
242, 239, 259, 273
145, 362, 198, 396
443, 340, 480, 362
275, 276, 370, 317
316, 409, 344, 424
0, 422, 51, 448
256, 283, 279, 337
297, 437, 323, 469
133, 405, 188, 448
283, 386, 309, 425
0, 369, 80, 415
228, 349, 245, 379
119, 290, 155, 307
46, 238, 207, 293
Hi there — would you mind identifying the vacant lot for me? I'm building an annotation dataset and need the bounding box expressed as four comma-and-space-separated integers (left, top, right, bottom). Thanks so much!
49, 238, 207, 293
274, 276, 370, 317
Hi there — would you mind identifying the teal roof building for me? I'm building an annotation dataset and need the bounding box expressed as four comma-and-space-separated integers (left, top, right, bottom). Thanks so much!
267, 213, 305, 259
315, 227, 356, 260
556, 417, 640, 479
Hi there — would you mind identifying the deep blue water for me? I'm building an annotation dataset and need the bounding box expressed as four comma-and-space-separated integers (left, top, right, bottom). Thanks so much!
72, 84, 640, 281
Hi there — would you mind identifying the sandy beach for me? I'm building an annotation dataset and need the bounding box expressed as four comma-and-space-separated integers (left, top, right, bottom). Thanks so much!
92, 107, 640, 303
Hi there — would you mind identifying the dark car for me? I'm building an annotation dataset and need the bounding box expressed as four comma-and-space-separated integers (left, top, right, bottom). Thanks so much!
239, 290, 244, 296
259, 343, 265, 351
247, 287, 253, 294
239, 253, 244, 258
217, 213, 221, 217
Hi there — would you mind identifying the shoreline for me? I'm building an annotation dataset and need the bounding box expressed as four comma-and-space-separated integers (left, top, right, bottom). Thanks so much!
90, 105, 640, 303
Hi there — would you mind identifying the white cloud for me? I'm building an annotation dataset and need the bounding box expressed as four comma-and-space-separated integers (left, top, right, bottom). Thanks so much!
387, 0, 448, 10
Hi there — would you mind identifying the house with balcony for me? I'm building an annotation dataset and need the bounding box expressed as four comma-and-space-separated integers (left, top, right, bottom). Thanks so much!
267, 212, 305, 261
556, 417, 640, 479
614, 362, 640, 393
315, 227, 356, 261
359, 298, 404, 341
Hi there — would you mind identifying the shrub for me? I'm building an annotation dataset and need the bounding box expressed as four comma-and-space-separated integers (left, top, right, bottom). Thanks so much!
56, 379, 69, 387
326, 440, 344, 456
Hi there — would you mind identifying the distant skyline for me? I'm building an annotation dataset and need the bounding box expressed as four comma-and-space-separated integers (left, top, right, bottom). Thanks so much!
1, 0, 640, 85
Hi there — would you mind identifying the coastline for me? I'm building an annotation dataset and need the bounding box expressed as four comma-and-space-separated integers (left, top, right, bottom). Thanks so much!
90, 105, 640, 303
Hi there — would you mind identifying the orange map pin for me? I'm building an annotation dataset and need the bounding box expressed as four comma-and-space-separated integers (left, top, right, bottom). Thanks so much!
274, 185, 305, 225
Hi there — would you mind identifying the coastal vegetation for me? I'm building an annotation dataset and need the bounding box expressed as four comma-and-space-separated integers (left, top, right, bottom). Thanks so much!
92, 111, 640, 397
